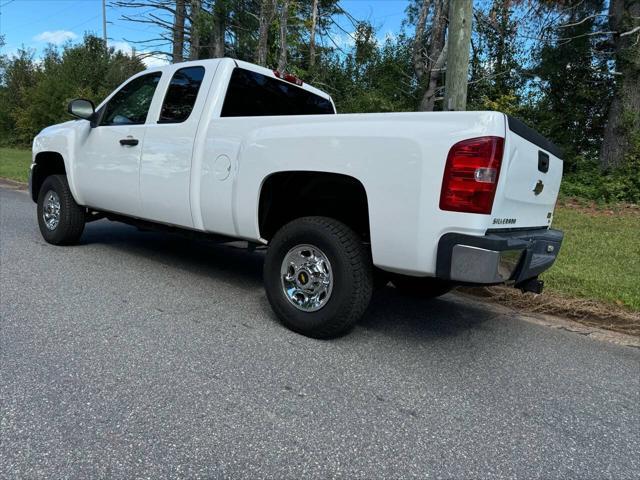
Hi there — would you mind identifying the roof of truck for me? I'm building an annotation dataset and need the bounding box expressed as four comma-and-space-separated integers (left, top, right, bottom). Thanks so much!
142, 57, 333, 103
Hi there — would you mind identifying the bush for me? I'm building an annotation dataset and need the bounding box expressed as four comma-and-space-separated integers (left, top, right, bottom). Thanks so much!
561, 157, 640, 203
0, 35, 144, 147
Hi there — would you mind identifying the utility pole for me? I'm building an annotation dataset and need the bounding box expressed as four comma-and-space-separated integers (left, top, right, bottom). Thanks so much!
102, 0, 107, 46
444, 0, 472, 111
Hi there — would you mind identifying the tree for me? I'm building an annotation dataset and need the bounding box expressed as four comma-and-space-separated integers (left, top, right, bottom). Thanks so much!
308, 0, 319, 68
532, 0, 612, 172
209, 0, 227, 58
112, 0, 180, 62
172, 0, 186, 62
0, 36, 144, 146
410, 0, 450, 111
468, 0, 524, 110
600, 0, 640, 170
277, 0, 291, 71
0, 48, 39, 144
255, 0, 276, 65
189, 0, 202, 59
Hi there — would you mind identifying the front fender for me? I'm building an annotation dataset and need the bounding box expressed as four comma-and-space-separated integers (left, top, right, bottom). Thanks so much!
32, 120, 88, 205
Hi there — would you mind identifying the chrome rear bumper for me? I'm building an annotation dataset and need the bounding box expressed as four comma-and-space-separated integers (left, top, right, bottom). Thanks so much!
437, 228, 563, 286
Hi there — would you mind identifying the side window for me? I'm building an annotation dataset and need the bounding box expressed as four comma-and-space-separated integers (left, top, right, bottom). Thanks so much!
159, 66, 205, 123
100, 72, 162, 126
221, 68, 334, 117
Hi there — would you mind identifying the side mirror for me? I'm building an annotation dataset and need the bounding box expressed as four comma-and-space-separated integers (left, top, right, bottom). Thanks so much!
67, 99, 96, 123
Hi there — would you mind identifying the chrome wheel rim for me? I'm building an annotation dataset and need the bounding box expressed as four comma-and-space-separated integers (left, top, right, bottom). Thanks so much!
280, 244, 333, 312
42, 190, 61, 231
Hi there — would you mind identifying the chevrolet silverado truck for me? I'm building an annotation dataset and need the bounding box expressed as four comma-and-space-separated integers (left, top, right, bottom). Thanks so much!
30, 58, 564, 338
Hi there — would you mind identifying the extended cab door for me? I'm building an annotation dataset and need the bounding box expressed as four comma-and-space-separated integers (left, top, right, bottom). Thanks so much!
139, 64, 213, 227
75, 71, 162, 217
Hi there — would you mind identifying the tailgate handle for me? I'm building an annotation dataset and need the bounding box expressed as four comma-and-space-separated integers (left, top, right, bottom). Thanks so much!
538, 151, 549, 173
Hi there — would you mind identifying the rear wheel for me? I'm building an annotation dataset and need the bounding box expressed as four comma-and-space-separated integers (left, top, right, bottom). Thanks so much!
264, 216, 373, 338
37, 175, 85, 245
390, 274, 453, 299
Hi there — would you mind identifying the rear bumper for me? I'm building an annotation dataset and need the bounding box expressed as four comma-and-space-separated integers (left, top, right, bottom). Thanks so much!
436, 228, 563, 286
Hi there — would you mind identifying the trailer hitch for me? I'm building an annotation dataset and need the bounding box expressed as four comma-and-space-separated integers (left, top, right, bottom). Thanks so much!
517, 277, 544, 294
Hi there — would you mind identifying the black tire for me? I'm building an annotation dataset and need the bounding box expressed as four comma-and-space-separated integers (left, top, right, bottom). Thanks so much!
390, 274, 453, 299
264, 216, 373, 339
37, 175, 85, 245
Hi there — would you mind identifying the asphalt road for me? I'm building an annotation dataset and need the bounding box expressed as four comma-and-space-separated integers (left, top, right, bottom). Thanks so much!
1, 186, 639, 479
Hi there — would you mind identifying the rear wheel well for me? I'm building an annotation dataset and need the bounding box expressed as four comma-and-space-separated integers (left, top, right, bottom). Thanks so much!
258, 171, 370, 241
31, 152, 66, 202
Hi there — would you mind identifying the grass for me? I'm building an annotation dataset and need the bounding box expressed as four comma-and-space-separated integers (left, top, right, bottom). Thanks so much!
1, 147, 638, 311
0, 147, 31, 183
542, 201, 639, 311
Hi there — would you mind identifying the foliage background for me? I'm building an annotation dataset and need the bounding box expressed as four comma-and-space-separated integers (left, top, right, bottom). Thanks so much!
0, 0, 638, 202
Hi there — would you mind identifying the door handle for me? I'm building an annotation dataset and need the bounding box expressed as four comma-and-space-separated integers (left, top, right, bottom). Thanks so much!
119, 137, 139, 146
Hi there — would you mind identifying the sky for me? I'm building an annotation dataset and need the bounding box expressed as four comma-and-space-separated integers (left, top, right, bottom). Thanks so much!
0, 0, 411, 66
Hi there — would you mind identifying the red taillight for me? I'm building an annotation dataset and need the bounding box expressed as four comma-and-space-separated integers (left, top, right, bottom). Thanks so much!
273, 70, 303, 86
439, 136, 504, 214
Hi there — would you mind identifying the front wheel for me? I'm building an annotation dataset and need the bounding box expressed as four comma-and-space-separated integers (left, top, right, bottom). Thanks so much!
37, 175, 85, 245
264, 217, 373, 339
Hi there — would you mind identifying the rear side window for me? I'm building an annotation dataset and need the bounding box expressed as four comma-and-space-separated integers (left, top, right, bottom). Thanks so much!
221, 68, 334, 117
101, 72, 162, 126
159, 66, 205, 123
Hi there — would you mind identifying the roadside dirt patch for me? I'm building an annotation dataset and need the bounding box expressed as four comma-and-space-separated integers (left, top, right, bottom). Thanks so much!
460, 285, 640, 337
0, 177, 27, 191
558, 197, 640, 218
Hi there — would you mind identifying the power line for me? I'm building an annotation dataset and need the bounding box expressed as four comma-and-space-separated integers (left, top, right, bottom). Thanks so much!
0, 0, 14, 52
2, 0, 85, 33
68, 14, 100, 32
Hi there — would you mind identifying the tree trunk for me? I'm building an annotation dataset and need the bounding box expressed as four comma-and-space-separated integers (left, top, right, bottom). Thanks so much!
189, 0, 201, 60
255, 0, 276, 66
420, 40, 447, 111
417, 0, 449, 111
210, 0, 226, 58
309, 0, 319, 68
172, 0, 186, 63
277, 0, 290, 72
412, 0, 432, 83
599, 0, 640, 170
444, 0, 472, 111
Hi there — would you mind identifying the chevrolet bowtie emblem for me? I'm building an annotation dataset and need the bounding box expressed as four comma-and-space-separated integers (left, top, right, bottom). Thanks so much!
533, 180, 544, 195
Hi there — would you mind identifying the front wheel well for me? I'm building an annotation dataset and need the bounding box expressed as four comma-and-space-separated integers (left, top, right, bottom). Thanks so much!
31, 152, 66, 202
258, 171, 371, 242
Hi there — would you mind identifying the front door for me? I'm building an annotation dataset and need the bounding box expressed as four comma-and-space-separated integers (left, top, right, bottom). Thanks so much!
75, 71, 162, 217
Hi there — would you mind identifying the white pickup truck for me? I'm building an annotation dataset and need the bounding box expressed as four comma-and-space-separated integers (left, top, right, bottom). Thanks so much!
30, 58, 564, 338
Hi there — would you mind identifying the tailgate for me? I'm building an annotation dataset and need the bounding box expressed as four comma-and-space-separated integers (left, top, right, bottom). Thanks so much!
490, 116, 563, 229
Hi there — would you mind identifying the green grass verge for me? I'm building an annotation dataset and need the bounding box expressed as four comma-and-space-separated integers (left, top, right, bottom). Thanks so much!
0, 147, 31, 183
542, 205, 640, 311
1, 147, 637, 310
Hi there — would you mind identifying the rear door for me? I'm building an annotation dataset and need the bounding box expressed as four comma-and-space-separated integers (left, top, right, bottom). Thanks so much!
139, 64, 214, 227
490, 116, 563, 229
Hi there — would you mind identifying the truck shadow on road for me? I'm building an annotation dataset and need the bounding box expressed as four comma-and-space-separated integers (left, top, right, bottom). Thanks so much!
81, 221, 496, 340
360, 290, 495, 341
